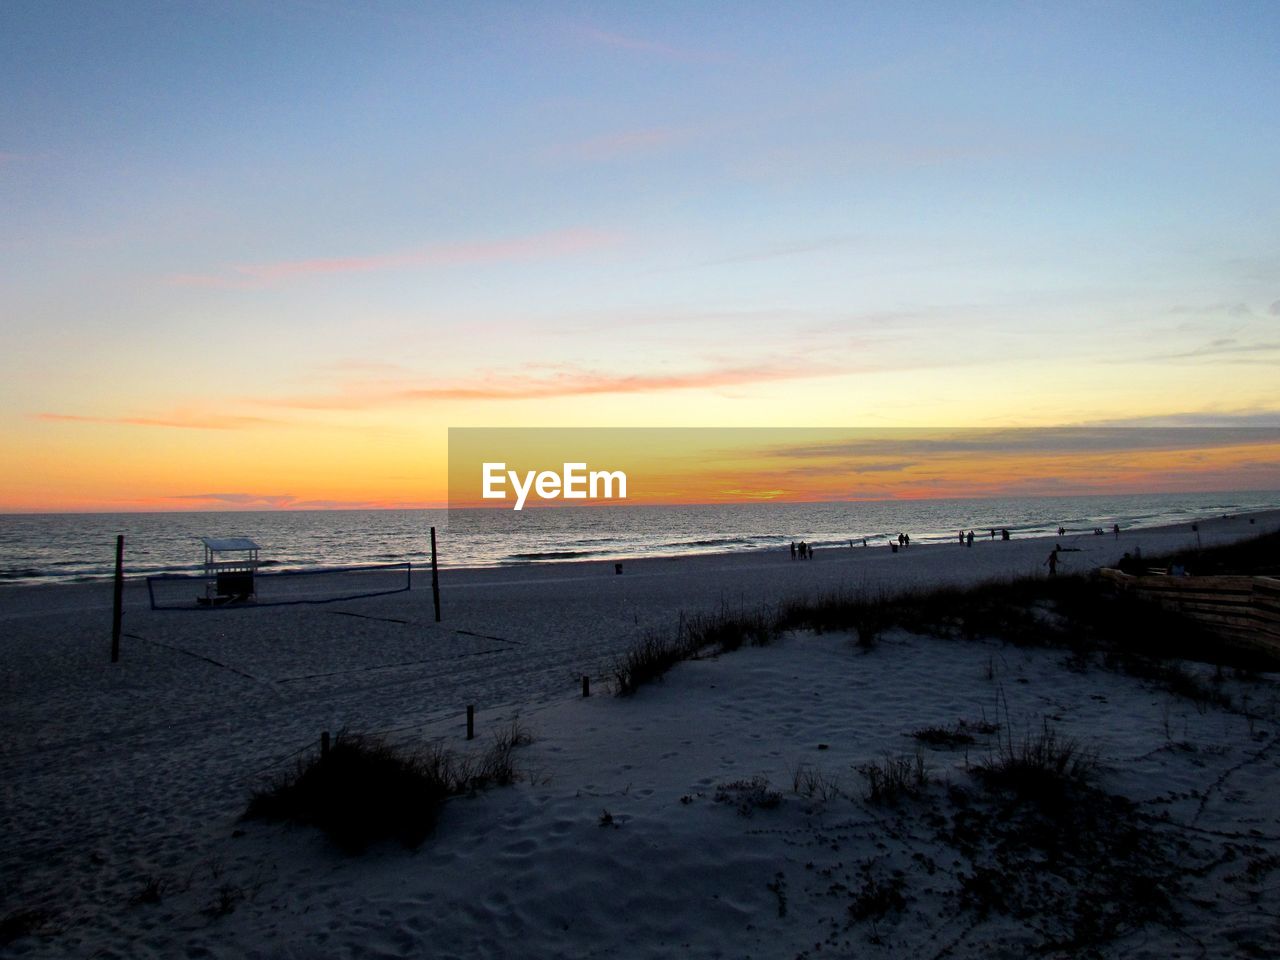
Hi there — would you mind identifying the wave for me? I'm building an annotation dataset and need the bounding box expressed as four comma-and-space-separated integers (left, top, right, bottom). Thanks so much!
502, 549, 611, 562
658, 537, 756, 549
0, 567, 47, 581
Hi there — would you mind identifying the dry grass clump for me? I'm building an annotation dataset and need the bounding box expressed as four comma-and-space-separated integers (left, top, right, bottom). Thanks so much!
245, 721, 533, 853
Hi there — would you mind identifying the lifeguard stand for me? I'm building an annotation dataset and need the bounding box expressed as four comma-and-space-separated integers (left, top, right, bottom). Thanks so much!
200, 537, 260, 604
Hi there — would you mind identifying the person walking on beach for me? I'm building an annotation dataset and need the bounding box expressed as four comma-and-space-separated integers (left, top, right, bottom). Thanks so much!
790, 541, 796, 560
966, 530, 974, 547
958, 530, 964, 545
1045, 548, 1058, 576
1113, 523, 1120, 539
903, 533, 911, 548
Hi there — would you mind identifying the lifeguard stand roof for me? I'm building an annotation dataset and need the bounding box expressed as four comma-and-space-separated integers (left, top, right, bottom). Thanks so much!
201, 537, 260, 552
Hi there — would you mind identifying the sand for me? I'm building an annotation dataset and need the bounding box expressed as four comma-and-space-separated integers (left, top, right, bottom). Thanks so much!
2, 511, 1279, 958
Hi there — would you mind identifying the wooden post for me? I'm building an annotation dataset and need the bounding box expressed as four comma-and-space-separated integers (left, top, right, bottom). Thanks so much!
466, 705, 475, 740
430, 526, 441, 623
111, 534, 124, 663
321, 730, 330, 758
582, 675, 590, 698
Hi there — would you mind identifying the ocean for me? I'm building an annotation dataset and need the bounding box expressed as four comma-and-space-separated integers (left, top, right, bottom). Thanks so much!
2, 490, 1278, 586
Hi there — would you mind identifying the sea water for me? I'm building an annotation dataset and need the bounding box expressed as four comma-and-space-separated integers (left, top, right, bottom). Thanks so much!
1, 490, 1278, 585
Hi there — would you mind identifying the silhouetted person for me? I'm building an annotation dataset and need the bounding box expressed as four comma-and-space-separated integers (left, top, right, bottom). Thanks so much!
903, 534, 910, 548
990, 528, 995, 540
966, 530, 974, 547
1046, 549, 1058, 576
1057, 526, 1065, 536
1001, 528, 1010, 541
790, 541, 796, 560
1112, 523, 1120, 539
958, 530, 965, 545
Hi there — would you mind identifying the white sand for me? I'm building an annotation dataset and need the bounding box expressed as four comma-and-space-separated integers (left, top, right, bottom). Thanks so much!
2, 511, 1279, 958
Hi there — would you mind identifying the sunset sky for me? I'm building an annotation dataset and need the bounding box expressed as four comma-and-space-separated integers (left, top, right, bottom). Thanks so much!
3, 2, 1279, 511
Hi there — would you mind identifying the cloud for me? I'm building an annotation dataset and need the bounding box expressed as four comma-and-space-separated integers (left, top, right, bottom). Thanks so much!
159, 493, 431, 510
1138, 339, 1280, 362
165, 492, 298, 508
260, 359, 849, 409
747, 425, 1280, 464
1084, 410, 1280, 428
695, 235, 863, 267
169, 227, 621, 287
37, 412, 279, 430
1167, 301, 1255, 318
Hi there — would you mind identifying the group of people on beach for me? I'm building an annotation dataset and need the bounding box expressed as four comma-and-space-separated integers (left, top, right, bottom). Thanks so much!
952, 528, 1013, 547
787, 519, 1123, 560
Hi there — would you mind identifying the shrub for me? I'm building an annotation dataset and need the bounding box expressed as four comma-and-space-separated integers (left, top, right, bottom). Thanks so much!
975, 722, 1096, 801
714, 775, 782, 816
611, 607, 779, 695
911, 724, 977, 748
246, 726, 531, 853
857, 751, 928, 804
473, 717, 533, 788
792, 763, 843, 802
610, 629, 700, 695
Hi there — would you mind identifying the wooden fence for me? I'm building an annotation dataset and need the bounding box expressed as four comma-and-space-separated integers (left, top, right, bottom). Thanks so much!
1100, 569, 1280, 656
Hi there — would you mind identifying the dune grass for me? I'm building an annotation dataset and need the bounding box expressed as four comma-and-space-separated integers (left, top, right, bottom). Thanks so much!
245, 721, 532, 853
612, 527, 1280, 698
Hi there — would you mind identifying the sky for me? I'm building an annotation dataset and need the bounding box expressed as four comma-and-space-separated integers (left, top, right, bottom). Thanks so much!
2, 1, 1279, 512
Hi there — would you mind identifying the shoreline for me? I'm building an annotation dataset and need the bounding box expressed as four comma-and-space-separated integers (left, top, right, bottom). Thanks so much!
3, 504, 1278, 596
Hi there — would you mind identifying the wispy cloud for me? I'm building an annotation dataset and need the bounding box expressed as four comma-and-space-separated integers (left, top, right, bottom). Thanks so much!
165, 492, 299, 508
695, 235, 863, 268
260, 359, 848, 409
37, 412, 279, 430
159, 492, 431, 509
169, 227, 621, 287
1137, 339, 1280, 363
747, 426, 1280, 464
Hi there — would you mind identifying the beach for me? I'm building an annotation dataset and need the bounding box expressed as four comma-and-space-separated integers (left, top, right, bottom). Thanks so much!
3, 511, 1280, 958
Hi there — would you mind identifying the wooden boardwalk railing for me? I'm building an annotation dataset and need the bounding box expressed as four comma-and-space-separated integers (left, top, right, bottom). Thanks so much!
1100, 569, 1280, 655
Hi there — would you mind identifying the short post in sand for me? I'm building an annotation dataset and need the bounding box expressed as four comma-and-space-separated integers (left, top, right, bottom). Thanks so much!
321, 730, 330, 758
430, 526, 441, 623
466, 705, 475, 740
582, 675, 590, 698
111, 534, 124, 663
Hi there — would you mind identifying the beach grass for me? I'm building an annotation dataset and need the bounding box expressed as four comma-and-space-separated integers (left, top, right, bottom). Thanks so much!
245, 721, 532, 853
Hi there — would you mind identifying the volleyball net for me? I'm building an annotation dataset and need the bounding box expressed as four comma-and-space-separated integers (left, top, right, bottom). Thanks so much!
146, 561, 412, 610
